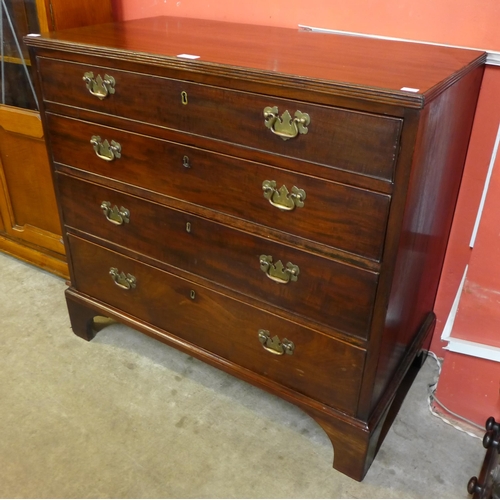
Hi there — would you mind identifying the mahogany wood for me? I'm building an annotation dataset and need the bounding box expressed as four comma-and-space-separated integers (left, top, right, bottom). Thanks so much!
42, 99, 395, 195
30, 16, 483, 107
37, 57, 402, 180
362, 66, 486, 416
48, 113, 392, 261
57, 173, 379, 339
68, 233, 366, 414
26, 16, 485, 481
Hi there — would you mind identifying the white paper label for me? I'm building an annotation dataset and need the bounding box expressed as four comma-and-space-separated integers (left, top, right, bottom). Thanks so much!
177, 54, 200, 60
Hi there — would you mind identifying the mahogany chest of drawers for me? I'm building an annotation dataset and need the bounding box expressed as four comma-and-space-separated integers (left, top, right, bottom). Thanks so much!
26, 17, 485, 480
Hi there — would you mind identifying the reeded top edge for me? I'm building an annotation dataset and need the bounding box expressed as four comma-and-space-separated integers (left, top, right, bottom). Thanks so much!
25, 16, 487, 109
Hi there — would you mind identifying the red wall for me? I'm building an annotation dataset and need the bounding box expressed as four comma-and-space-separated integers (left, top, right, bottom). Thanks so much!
436, 354, 500, 426
111, 0, 500, 51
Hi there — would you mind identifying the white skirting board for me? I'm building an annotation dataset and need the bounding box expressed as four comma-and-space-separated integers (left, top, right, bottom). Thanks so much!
445, 338, 500, 363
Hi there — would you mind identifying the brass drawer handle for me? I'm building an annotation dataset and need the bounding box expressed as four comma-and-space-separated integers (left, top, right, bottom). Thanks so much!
259, 255, 299, 284
262, 180, 306, 211
83, 71, 115, 99
90, 135, 122, 161
263, 106, 310, 141
101, 201, 130, 225
258, 329, 294, 356
109, 267, 136, 290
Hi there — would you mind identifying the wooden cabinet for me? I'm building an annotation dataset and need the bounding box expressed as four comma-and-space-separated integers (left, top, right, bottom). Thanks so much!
0, 0, 112, 277
26, 17, 485, 480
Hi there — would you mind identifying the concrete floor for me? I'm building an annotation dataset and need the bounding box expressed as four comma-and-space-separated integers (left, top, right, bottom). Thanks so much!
0, 250, 485, 498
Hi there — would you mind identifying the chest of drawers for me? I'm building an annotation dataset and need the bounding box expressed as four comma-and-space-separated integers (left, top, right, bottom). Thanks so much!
26, 17, 485, 481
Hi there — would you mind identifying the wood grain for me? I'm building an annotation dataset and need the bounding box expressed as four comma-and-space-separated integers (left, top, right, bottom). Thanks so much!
48, 114, 391, 261
41, 0, 113, 31
68, 234, 366, 414
57, 172, 379, 339
26, 16, 485, 481
38, 57, 402, 180
28, 16, 485, 107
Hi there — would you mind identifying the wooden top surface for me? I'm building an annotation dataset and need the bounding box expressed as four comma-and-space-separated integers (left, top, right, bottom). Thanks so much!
26, 16, 486, 107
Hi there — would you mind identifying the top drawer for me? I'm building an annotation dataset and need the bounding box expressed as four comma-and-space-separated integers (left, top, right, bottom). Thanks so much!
38, 57, 403, 181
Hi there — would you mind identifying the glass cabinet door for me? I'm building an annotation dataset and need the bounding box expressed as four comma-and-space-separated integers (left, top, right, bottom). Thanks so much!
0, 0, 112, 278
1, 0, 40, 110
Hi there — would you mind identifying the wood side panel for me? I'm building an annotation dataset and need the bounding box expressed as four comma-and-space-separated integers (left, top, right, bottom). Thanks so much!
0, 106, 64, 259
354, 109, 422, 420
0, 122, 59, 235
0, 105, 44, 137
368, 65, 485, 412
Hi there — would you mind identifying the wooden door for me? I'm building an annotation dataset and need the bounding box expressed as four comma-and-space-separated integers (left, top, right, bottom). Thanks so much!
0, 0, 112, 278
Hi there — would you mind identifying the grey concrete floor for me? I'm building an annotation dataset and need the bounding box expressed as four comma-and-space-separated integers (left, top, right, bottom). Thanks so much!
0, 251, 485, 498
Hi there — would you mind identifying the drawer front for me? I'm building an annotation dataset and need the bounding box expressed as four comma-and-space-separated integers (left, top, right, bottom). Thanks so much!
68, 234, 365, 414
58, 174, 379, 339
48, 114, 391, 261
39, 57, 402, 180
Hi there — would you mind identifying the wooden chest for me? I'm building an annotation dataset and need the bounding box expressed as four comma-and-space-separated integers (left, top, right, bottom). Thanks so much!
26, 17, 485, 480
